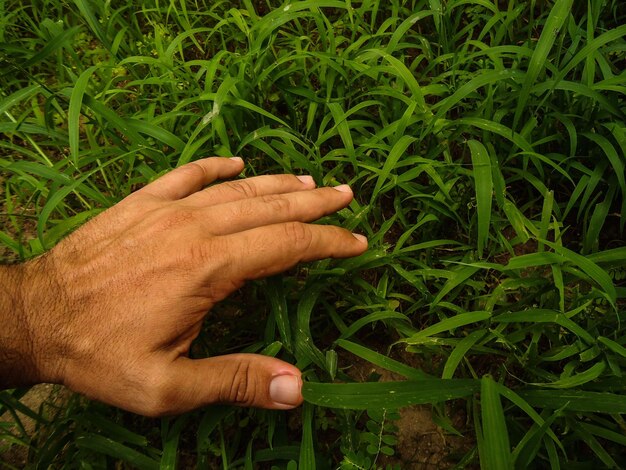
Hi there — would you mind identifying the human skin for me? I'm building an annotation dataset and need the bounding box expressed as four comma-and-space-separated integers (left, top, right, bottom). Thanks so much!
0, 157, 367, 416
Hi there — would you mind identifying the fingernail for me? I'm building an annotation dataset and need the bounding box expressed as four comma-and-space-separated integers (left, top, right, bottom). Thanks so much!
333, 184, 352, 193
269, 375, 302, 407
296, 175, 314, 185
230, 157, 244, 163
352, 233, 368, 244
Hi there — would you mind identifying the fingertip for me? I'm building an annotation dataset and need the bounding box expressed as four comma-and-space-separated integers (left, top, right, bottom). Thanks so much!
296, 174, 315, 187
269, 373, 303, 409
332, 184, 352, 194
352, 233, 368, 246
329, 184, 354, 205
194, 156, 244, 169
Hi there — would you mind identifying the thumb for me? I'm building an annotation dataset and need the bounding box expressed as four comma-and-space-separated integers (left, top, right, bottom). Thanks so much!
156, 354, 303, 415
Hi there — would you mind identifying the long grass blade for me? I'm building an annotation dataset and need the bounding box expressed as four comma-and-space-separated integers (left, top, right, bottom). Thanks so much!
480, 376, 512, 470
303, 379, 479, 409
513, 0, 574, 128
468, 140, 493, 258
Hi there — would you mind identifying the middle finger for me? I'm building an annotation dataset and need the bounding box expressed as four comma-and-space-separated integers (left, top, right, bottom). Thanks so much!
185, 174, 316, 207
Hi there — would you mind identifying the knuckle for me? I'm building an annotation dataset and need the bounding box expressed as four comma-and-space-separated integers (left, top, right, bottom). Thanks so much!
262, 194, 292, 215
221, 360, 256, 406
230, 200, 254, 220
223, 180, 257, 199
155, 207, 196, 232
178, 162, 207, 181
283, 222, 313, 250
187, 237, 231, 275
187, 240, 213, 268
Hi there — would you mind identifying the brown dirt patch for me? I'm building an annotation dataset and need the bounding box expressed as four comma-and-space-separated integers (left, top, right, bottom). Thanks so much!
0, 384, 69, 466
343, 354, 475, 469
390, 404, 475, 469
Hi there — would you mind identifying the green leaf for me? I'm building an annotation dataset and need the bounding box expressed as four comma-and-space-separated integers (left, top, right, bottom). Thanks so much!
435, 69, 524, 121
72, 0, 112, 52
336, 339, 431, 380
598, 336, 626, 359
266, 278, 292, 351
69, 65, 99, 165
431, 266, 481, 307
294, 286, 326, 369
0, 85, 41, 115
513, 0, 574, 128
339, 310, 409, 340
480, 376, 512, 470
544, 241, 617, 306
75, 434, 158, 470
494, 309, 595, 344
468, 140, 493, 258
405, 311, 491, 345
160, 415, 189, 470
20, 26, 82, 69
371, 135, 416, 201
299, 403, 315, 470
442, 330, 485, 379
303, 379, 479, 409
505, 243, 617, 305
529, 361, 606, 389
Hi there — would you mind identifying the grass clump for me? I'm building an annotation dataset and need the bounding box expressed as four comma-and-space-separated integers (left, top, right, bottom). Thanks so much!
1, 0, 626, 468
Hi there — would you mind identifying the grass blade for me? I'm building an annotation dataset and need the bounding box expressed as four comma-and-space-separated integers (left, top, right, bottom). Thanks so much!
303, 379, 479, 409
299, 403, 315, 469
480, 376, 512, 470
336, 339, 431, 380
529, 362, 606, 389
442, 330, 485, 379
431, 266, 481, 307
0, 85, 41, 115
518, 390, 626, 414
69, 65, 99, 165
405, 311, 491, 345
513, 0, 574, 128
19, 26, 81, 69
75, 434, 158, 470
371, 135, 415, 202
338, 310, 409, 340
468, 140, 492, 257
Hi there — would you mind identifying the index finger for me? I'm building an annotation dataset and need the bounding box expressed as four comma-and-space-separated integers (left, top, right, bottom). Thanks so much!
137, 157, 244, 200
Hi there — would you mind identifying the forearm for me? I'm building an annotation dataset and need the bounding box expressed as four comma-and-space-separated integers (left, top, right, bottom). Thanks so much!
0, 262, 38, 388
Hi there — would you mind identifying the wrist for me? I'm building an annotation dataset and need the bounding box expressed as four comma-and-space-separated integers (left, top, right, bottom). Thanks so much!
0, 257, 67, 388
22, 255, 70, 386
0, 262, 38, 387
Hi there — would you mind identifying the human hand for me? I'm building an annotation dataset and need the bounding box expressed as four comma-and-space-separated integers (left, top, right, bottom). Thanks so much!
3, 157, 367, 416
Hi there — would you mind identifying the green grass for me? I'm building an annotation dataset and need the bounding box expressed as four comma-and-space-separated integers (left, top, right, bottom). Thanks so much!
1, 0, 626, 467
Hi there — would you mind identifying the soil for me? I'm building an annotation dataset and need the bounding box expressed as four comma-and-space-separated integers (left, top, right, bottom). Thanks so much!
0, 384, 69, 466
344, 355, 476, 469
392, 405, 474, 469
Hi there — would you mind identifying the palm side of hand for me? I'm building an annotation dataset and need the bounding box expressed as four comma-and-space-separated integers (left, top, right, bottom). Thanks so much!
22, 157, 367, 416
